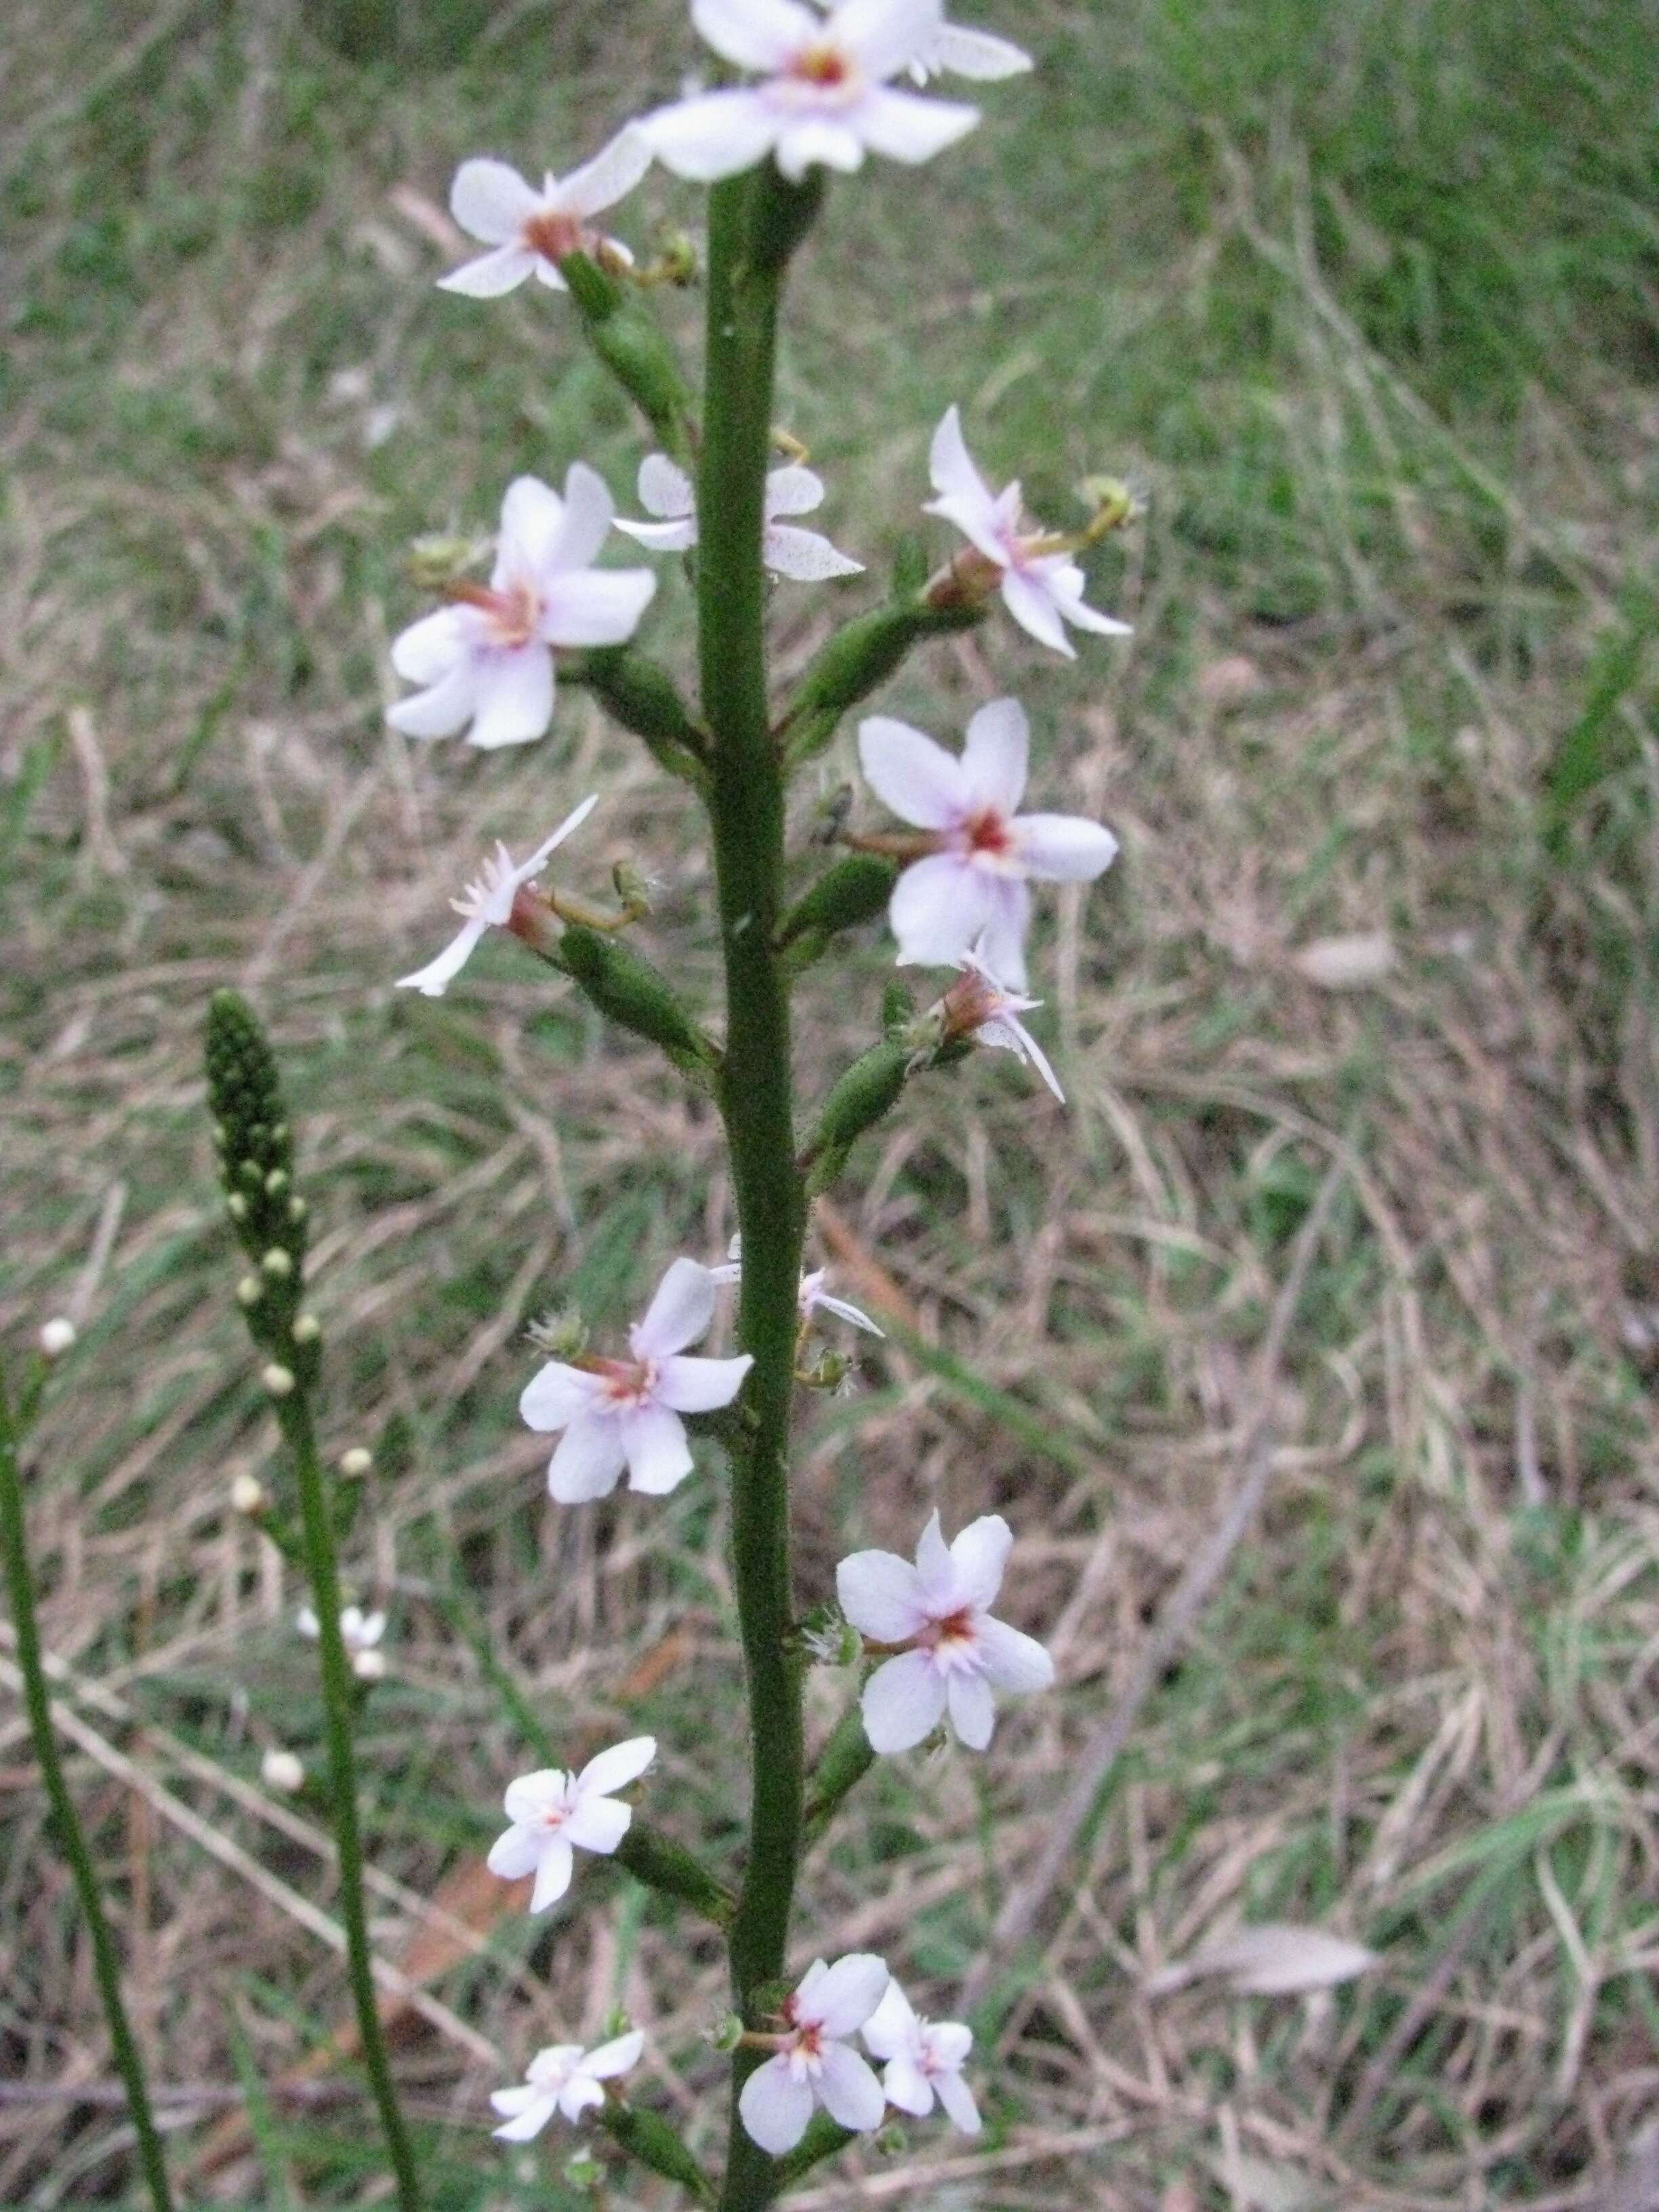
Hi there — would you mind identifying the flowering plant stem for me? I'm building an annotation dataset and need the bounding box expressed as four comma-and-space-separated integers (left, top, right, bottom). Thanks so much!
699, 169, 813, 2212
273, 1385, 424, 2212
0, 1371, 176, 2212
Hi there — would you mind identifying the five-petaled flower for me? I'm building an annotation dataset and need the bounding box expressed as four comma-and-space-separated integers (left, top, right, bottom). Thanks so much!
487, 1736, 657, 1912
861, 1979, 981, 2132
837, 1510, 1053, 1752
738, 1953, 891, 2153
438, 131, 653, 298
858, 696, 1118, 987
940, 940, 1065, 1103
520, 1258, 752, 1502
616, 453, 865, 581
638, 0, 981, 184
926, 405, 1132, 657
388, 471, 655, 750
712, 1235, 885, 1336
297, 1603, 387, 1681
395, 797, 598, 999
489, 2030, 645, 2140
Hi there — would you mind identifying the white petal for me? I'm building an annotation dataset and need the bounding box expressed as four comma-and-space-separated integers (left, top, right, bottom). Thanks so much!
946, 1668, 996, 1749
816, 1292, 884, 1336
837, 1547, 928, 1641
492, 2089, 558, 2142
577, 1736, 657, 1799
486, 1822, 545, 1881
562, 1792, 632, 1855
549, 462, 616, 575
985, 1008, 1062, 1100
858, 716, 966, 829
531, 259, 571, 290
449, 157, 541, 245
739, 2055, 815, 2154
468, 647, 556, 751
999, 567, 1075, 657
860, 1980, 920, 2060
801, 1953, 890, 2037
764, 523, 865, 580
888, 853, 991, 967
776, 119, 867, 179
547, 1415, 629, 1503
295, 1606, 319, 1638
395, 912, 492, 998
1040, 555, 1133, 636
947, 1513, 1011, 1607
634, 1256, 717, 1357
926, 2021, 972, 2068
927, 405, 999, 535
619, 1403, 695, 1495
489, 2081, 541, 2118
529, 1834, 575, 1911
880, 2052, 935, 2116
861, 1649, 947, 1753
538, 567, 656, 648
693, 0, 817, 69
386, 663, 478, 741
1058, 594, 1134, 638
932, 21, 1031, 77
437, 243, 537, 297
935, 2066, 982, 2132
390, 605, 469, 684
503, 1769, 569, 1824
515, 794, 600, 884
852, 84, 979, 163
638, 89, 780, 182
614, 516, 699, 553
764, 464, 826, 517
555, 126, 654, 219
1011, 813, 1119, 882
520, 1361, 598, 1432
555, 2074, 606, 2122
975, 1613, 1054, 1693
833, 0, 943, 79
654, 1352, 753, 1413
639, 451, 697, 518
816, 2042, 888, 2131
914, 1509, 957, 1601
970, 874, 1031, 991
959, 696, 1029, 815
583, 2028, 646, 2081
497, 474, 567, 576
355, 1610, 386, 1646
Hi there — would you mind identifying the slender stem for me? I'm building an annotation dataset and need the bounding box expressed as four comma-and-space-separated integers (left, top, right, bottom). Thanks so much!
698, 170, 810, 2212
275, 1388, 424, 2212
0, 1373, 176, 2212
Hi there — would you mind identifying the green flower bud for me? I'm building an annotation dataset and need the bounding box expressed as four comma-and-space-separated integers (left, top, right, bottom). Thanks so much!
225, 1193, 248, 1221
804, 1040, 913, 1192
576, 649, 707, 783
236, 1275, 263, 1308
709, 2011, 745, 2054
559, 926, 718, 1087
262, 1364, 295, 1399
598, 2104, 716, 2206
781, 598, 982, 767
264, 1168, 289, 1197
292, 1313, 321, 1344
261, 1248, 292, 1280
562, 252, 696, 457
777, 854, 897, 970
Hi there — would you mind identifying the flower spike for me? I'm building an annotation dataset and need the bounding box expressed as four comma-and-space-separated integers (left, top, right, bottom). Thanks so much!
439, 129, 653, 298
617, 453, 864, 580
487, 1736, 657, 1912
395, 797, 598, 998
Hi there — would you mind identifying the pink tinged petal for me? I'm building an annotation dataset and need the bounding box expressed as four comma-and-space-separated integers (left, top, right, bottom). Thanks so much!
639, 89, 780, 182
914, 1509, 956, 1601
739, 2055, 815, 2154
526, 2044, 581, 2089
975, 1613, 1054, 1694
860, 1980, 920, 2060
959, 695, 1029, 815
935, 2066, 982, 2133
437, 243, 537, 296
386, 663, 478, 740
562, 1793, 632, 1854
547, 1416, 629, 1504
619, 1403, 694, 1496
775, 119, 867, 180
801, 1953, 890, 2036
449, 157, 541, 244
926, 488, 1012, 566
972, 874, 1031, 991
946, 1668, 997, 1749
529, 1833, 575, 1911
796, 1959, 830, 2008
653, 1352, 753, 1413
585, 2028, 645, 2080
577, 1736, 657, 1797
467, 647, 555, 750
880, 2053, 935, 2116
999, 567, 1076, 656
694, 0, 818, 68
485, 1822, 544, 1881
520, 1361, 599, 1431
634, 1256, 717, 1357
926, 405, 999, 535
861, 1649, 948, 1753
888, 852, 993, 968
815, 2043, 888, 2131
556, 2075, 606, 2123
537, 568, 656, 648
764, 523, 865, 579
946, 1513, 1011, 1606
836, 1548, 928, 1641
614, 516, 699, 553
555, 127, 654, 219
858, 715, 968, 829
502, 1768, 569, 1823
390, 605, 469, 684
1040, 556, 1132, 636
832, 0, 944, 79
549, 462, 616, 574
1010, 813, 1120, 882
933, 20, 1031, 76
764, 465, 826, 517
491, 2090, 558, 2142
926, 2021, 973, 2068
638, 453, 695, 518
395, 912, 492, 998
852, 85, 979, 163
496, 474, 567, 577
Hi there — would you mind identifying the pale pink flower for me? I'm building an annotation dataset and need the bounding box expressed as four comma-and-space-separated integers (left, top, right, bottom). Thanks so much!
738, 1954, 890, 2154
925, 404, 1132, 656
438, 131, 652, 298
394, 797, 597, 998
388, 471, 655, 750
943, 942, 1065, 1103
489, 2030, 644, 2140
711, 1235, 884, 1336
615, 453, 864, 581
520, 1258, 752, 1502
296, 1603, 387, 1682
861, 1980, 980, 2131
857, 697, 1118, 987
638, 0, 979, 184
486, 1736, 657, 1912
837, 1511, 1053, 1753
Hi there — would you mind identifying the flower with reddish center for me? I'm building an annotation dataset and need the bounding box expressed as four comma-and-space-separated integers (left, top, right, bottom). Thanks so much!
837, 1510, 1054, 1753
487, 1736, 657, 1913
438, 131, 652, 299
939, 939, 1065, 1103
925, 404, 1132, 657
737, 1954, 891, 2153
638, 0, 981, 184
394, 797, 597, 999
616, 453, 864, 581
857, 696, 1118, 987
861, 1978, 980, 2131
489, 2029, 645, 2139
388, 471, 655, 750
520, 1258, 752, 1502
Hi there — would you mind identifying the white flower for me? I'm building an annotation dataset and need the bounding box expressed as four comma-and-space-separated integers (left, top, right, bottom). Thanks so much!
520, 1258, 753, 1502
925, 405, 1132, 656
394, 796, 597, 998
836, 1510, 1053, 1753
388, 471, 655, 750
296, 1604, 388, 1681
638, 0, 980, 184
711, 1235, 884, 1336
486, 1737, 657, 1912
738, 1954, 890, 2153
438, 130, 652, 298
39, 1317, 77, 1358
489, 2030, 645, 2140
857, 697, 1118, 987
943, 941, 1065, 1103
807, 0, 1031, 82
261, 1748, 306, 1795
861, 1980, 979, 2132
615, 453, 864, 581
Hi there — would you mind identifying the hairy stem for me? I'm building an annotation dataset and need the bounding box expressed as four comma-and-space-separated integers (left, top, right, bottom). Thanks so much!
275, 1389, 424, 2212
699, 169, 811, 2212
0, 1373, 176, 2212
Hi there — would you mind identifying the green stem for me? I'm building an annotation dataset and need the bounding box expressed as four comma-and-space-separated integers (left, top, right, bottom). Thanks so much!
0, 1373, 175, 2212
698, 169, 813, 2212
275, 1389, 423, 2212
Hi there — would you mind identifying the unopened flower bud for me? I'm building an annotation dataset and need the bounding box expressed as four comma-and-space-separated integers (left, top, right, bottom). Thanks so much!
261, 1748, 305, 1793
351, 1647, 386, 1683
287, 1196, 308, 1224
262, 1364, 295, 1399
239, 1159, 264, 1189
261, 1248, 292, 1281
291, 1313, 321, 1344
236, 1275, 263, 1308
339, 1447, 373, 1478
225, 1192, 249, 1221
264, 1168, 289, 1197
230, 1473, 268, 1517
39, 1317, 77, 1359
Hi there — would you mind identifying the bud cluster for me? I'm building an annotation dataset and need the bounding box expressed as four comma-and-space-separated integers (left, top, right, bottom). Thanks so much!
204, 989, 316, 1384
